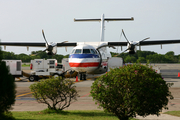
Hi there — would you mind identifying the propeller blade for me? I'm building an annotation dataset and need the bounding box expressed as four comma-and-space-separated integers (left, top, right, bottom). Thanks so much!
120, 30, 123, 40
135, 37, 150, 46
62, 41, 68, 43
42, 29, 48, 45
31, 52, 40, 56
141, 37, 150, 42
122, 29, 130, 44
31, 49, 47, 56
122, 48, 129, 53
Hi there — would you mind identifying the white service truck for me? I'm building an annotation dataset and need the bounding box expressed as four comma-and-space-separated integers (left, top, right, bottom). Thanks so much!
3, 60, 22, 80
29, 59, 64, 82
107, 57, 124, 71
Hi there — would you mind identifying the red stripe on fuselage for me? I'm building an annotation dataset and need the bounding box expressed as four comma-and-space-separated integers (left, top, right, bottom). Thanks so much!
69, 62, 99, 67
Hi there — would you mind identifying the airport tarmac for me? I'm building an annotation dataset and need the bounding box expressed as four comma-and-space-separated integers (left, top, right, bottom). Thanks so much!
12, 64, 180, 119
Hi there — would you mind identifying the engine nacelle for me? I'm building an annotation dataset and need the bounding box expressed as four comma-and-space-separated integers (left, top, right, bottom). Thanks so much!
45, 43, 57, 55
127, 43, 137, 54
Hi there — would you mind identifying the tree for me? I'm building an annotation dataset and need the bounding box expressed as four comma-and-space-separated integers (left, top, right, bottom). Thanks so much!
30, 77, 79, 110
0, 47, 16, 117
91, 63, 173, 120
124, 55, 136, 63
165, 51, 175, 63
136, 57, 146, 63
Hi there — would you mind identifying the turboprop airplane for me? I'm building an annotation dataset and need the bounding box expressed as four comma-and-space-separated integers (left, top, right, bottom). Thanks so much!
1, 14, 180, 80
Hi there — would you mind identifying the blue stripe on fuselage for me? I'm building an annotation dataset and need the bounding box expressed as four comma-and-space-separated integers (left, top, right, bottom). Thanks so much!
69, 54, 99, 58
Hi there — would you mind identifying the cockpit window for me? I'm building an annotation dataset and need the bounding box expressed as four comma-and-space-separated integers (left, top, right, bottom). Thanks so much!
90, 49, 96, 54
71, 49, 75, 54
83, 49, 91, 54
74, 49, 82, 54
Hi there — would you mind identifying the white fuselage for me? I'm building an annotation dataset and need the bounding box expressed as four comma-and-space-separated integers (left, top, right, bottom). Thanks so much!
68, 44, 111, 74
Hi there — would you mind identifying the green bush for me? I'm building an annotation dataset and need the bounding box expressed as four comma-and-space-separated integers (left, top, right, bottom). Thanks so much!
0, 112, 15, 120
91, 63, 173, 120
0, 47, 16, 115
30, 77, 79, 110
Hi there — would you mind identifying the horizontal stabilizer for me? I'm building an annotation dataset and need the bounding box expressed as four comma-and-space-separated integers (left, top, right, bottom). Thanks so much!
105, 18, 134, 21
74, 19, 101, 22
74, 18, 134, 22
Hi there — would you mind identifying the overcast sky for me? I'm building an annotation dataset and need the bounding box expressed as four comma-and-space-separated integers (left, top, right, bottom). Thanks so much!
0, 0, 180, 55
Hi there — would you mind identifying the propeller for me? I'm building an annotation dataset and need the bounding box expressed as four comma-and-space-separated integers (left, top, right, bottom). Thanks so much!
121, 29, 150, 54
31, 29, 68, 56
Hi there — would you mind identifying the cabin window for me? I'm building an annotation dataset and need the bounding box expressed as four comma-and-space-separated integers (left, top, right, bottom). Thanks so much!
74, 49, 82, 54
83, 49, 91, 54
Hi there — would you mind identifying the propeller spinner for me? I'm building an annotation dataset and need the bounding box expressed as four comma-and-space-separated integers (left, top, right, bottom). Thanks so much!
42, 30, 57, 55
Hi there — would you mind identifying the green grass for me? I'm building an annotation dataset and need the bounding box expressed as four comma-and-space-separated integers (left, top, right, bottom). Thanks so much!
22, 63, 30, 67
11, 109, 138, 120
164, 110, 180, 117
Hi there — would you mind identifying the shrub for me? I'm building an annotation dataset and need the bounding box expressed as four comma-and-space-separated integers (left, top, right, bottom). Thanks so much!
91, 63, 173, 120
0, 47, 16, 114
30, 77, 79, 110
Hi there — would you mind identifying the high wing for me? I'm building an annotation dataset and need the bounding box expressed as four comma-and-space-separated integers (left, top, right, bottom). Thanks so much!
108, 39, 180, 46
0, 42, 77, 47
138, 39, 180, 46
1, 39, 180, 47
0, 42, 77, 55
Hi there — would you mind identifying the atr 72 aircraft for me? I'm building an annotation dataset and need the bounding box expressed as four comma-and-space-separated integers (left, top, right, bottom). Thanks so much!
1, 14, 180, 80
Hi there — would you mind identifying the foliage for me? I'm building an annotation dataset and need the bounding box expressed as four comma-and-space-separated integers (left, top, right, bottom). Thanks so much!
0, 47, 16, 114
2, 49, 180, 63
91, 63, 173, 120
2, 50, 67, 63
0, 112, 15, 120
29, 77, 79, 110
111, 50, 179, 63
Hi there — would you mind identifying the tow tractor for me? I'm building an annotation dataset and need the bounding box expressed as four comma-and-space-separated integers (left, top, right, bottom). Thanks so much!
29, 59, 64, 82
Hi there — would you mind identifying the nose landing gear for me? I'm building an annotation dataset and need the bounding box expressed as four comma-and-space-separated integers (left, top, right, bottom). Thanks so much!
79, 72, 86, 80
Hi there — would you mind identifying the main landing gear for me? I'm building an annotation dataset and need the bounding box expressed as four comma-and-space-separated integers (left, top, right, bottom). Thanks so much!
79, 72, 86, 80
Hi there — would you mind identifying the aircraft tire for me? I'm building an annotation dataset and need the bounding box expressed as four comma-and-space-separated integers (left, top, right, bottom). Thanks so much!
83, 74, 86, 80
80, 73, 82, 80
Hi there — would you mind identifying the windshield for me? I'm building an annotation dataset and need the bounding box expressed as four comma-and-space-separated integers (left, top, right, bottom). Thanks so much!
83, 49, 91, 54
74, 49, 82, 54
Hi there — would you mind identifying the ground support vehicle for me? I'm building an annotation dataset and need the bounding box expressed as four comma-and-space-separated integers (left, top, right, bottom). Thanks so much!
107, 57, 123, 71
29, 59, 64, 82
62, 58, 78, 78
3, 60, 22, 80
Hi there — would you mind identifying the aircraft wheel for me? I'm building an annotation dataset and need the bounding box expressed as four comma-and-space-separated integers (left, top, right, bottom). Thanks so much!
79, 73, 83, 80
79, 73, 86, 80
83, 74, 86, 80
29, 75, 36, 82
